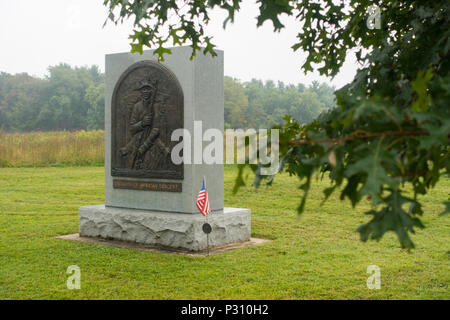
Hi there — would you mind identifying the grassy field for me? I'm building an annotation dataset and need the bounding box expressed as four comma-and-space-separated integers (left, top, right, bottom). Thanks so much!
0, 130, 104, 167
0, 165, 448, 299
1, 130, 247, 167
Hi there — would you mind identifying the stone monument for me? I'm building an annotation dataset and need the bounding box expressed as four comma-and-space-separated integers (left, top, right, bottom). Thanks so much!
79, 46, 251, 251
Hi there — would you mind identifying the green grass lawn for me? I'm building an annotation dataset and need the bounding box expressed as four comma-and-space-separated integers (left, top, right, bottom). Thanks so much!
0, 166, 448, 299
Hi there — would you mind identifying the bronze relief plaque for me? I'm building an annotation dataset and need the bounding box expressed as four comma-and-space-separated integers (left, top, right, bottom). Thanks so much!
111, 61, 183, 180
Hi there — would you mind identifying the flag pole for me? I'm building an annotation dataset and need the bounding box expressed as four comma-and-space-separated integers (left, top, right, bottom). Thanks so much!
204, 176, 208, 221
206, 232, 210, 257
204, 175, 209, 256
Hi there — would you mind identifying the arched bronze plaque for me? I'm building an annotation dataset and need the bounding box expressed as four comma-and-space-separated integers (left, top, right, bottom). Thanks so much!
111, 61, 183, 180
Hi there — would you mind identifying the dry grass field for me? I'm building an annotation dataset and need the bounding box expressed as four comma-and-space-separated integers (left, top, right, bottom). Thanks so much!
0, 130, 104, 167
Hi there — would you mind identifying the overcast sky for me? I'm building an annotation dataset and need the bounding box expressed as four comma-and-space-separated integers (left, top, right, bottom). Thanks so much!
0, 0, 357, 88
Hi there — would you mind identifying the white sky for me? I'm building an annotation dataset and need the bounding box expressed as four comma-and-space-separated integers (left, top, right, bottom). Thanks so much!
0, 0, 357, 88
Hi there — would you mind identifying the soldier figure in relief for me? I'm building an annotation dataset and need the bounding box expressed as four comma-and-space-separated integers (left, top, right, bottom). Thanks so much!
119, 79, 170, 169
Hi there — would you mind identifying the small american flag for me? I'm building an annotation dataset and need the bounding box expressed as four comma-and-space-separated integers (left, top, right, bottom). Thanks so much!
196, 178, 211, 216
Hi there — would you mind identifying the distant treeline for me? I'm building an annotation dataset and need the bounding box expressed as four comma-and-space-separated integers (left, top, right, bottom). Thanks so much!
0, 64, 104, 132
0, 64, 336, 132
224, 76, 336, 129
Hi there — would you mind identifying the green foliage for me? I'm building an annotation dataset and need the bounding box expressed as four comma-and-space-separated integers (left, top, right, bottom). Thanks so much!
0, 72, 47, 131
224, 76, 249, 129
85, 83, 105, 131
107, 0, 450, 248
224, 77, 335, 129
0, 67, 332, 132
0, 65, 104, 132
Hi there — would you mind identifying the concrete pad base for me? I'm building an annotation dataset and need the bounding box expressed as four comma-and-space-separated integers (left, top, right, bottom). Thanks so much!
78, 205, 251, 252
56, 234, 268, 257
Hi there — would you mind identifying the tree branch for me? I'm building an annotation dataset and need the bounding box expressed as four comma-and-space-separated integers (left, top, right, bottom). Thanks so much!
289, 131, 429, 146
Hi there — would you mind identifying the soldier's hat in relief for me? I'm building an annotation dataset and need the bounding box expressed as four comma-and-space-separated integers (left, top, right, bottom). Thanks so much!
138, 78, 158, 90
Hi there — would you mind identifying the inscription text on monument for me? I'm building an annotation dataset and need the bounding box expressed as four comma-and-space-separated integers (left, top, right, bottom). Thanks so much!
113, 179, 182, 192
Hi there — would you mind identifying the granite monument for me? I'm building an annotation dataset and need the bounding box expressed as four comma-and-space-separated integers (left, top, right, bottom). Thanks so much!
79, 46, 251, 251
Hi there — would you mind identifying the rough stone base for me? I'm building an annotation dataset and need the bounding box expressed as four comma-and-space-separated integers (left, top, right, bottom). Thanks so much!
79, 205, 251, 251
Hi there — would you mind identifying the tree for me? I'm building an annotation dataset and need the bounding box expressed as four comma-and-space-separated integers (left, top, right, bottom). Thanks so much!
224, 76, 248, 129
35, 64, 104, 131
0, 73, 46, 131
0, 64, 104, 132
223, 76, 334, 129
85, 83, 105, 130
104, 0, 450, 248
0, 67, 331, 132
41, 64, 90, 130
291, 90, 322, 124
